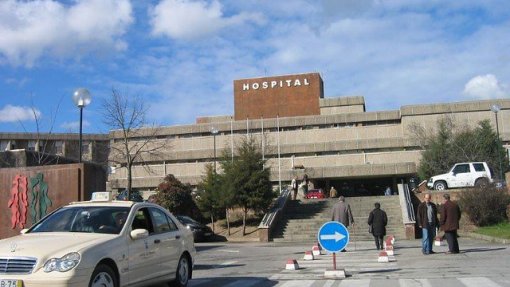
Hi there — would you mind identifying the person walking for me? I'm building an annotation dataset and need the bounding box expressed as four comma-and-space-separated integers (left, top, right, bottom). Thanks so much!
331, 196, 354, 252
367, 202, 388, 250
291, 176, 298, 200
440, 193, 461, 254
417, 193, 439, 255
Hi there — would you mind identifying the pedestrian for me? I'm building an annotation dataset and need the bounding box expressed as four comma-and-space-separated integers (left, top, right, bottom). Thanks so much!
329, 186, 337, 198
384, 186, 392, 196
331, 196, 354, 252
440, 193, 461, 254
417, 193, 439, 255
302, 174, 309, 195
291, 176, 298, 200
367, 202, 388, 250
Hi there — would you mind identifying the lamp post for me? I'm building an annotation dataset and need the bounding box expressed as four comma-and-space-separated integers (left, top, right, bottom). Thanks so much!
72, 88, 91, 163
491, 104, 503, 181
211, 127, 219, 173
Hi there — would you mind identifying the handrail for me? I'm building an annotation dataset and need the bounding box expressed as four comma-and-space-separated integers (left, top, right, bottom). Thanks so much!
398, 183, 416, 224
404, 184, 416, 222
259, 188, 291, 228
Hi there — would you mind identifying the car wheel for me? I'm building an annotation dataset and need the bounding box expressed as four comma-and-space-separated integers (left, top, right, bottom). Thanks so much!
170, 255, 190, 287
433, 181, 447, 191
475, 178, 489, 188
89, 264, 117, 287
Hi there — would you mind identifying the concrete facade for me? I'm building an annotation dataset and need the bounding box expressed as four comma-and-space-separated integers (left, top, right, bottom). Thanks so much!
107, 73, 510, 195
0, 133, 109, 166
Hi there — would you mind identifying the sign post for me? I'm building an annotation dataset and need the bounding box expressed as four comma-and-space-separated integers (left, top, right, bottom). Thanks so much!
317, 221, 349, 278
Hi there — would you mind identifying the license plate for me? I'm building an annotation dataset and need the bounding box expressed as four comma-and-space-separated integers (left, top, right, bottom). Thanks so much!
0, 280, 22, 287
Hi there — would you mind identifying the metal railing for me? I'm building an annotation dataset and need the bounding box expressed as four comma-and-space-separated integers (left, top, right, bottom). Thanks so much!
404, 184, 416, 222
259, 188, 291, 229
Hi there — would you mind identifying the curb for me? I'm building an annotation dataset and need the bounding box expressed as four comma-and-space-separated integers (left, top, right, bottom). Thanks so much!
462, 232, 510, 244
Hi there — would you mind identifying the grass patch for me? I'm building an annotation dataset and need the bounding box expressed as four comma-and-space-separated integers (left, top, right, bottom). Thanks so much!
475, 222, 510, 239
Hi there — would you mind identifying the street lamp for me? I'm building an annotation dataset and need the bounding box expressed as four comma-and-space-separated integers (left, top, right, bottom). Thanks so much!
491, 104, 503, 181
72, 88, 91, 163
211, 127, 219, 173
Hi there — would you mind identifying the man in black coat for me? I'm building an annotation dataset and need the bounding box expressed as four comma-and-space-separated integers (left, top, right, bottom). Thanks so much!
367, 202, 388, 250
417, 193, 439, 255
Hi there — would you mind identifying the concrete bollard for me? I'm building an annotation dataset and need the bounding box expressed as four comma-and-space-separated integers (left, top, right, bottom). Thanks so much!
303, 250, 314, 260
285, 259, 299, 270
312, 245, 321, 256
378, 251, 389, 263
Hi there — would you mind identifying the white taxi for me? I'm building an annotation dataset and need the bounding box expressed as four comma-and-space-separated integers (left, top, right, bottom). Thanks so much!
0, 192, 196, 287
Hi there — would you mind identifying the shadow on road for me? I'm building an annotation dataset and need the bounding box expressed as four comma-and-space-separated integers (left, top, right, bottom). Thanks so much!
195, 244, 227, 252
194, 263, 245, 270
462, 247, 507, 253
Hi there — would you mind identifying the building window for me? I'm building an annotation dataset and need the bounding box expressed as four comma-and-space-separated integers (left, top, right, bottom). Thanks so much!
28, 140, 37, 151
0, 141, 8, 151
82, 141, 90, 155
55, 141, 63, 154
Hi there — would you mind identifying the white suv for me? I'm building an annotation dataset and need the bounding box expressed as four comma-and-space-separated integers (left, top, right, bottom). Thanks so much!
427, 162, 493, 190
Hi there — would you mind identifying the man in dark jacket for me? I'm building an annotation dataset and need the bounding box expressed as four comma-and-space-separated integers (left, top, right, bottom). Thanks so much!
367, 202, 388, 250
417, 193, 439, 255
440, 193, 461, 254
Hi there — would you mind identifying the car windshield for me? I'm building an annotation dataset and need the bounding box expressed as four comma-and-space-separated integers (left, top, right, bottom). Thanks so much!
29, 206, 131, 234
177, 215, 198, 225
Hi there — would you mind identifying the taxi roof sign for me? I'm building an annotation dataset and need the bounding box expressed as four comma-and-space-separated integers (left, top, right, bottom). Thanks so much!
91, 192, 112, 202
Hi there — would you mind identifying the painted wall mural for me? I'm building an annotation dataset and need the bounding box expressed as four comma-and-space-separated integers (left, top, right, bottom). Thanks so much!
7, 173, 52, 229
8, 175, 28, 229
29, 173, 52, 223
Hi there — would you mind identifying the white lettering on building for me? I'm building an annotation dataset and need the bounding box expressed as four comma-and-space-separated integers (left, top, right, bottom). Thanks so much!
241, 77, 311, 91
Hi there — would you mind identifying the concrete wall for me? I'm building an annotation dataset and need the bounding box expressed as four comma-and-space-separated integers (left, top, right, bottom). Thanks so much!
1, 163, 106, 239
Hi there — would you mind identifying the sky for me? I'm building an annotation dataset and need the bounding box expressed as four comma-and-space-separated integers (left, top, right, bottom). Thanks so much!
0, 0, 509, 134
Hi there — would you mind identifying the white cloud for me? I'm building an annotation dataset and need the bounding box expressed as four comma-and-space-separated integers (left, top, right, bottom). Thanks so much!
463, 74, 509, 99
150, 0, 263, 40
0, 0, 133, 67
60, 120, 90, 131
0, 105, 41, 122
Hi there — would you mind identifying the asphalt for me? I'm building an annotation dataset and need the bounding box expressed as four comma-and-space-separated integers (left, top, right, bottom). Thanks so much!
186, 235, 510, 286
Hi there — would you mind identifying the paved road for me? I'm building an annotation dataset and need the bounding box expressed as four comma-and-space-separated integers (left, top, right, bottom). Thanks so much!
188, 237, 510, 286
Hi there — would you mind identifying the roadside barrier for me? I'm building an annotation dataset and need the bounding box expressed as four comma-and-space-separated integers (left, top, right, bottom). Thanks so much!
285, 259, 299, 270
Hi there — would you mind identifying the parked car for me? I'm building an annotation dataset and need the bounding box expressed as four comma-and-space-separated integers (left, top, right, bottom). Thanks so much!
176, 215, 213, 242
0, 192, 196, 287
115, 189, 144, 202
427, 162, 493, 190
305, 189, 325, 199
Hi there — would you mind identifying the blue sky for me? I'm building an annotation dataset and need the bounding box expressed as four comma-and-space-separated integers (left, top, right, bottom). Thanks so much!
0, 0, 509, 134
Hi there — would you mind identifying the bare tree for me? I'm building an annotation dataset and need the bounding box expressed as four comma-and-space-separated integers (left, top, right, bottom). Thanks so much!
101, 89, 169, 198
13, 95, 65, 166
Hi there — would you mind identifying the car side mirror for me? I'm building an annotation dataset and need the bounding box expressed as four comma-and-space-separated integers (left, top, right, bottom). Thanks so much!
130, 229, 149, 240
20, 229, 28, 234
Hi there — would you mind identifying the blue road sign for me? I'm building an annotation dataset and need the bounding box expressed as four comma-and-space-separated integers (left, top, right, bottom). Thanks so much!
317, 221, 350, 253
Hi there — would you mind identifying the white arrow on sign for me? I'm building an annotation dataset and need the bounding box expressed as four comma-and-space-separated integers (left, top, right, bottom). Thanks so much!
320, 231, 345, 242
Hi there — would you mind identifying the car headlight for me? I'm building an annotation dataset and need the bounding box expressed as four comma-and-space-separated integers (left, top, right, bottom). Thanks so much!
43, 252, 81, 273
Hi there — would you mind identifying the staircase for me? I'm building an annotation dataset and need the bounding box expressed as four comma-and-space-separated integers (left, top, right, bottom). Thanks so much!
272, 195, 406, 243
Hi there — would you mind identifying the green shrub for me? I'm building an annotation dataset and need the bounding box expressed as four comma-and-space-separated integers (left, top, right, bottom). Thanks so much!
458, 186, 510, 227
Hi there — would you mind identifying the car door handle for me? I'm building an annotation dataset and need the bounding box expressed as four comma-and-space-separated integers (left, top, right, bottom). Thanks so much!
175, 235, 180, 240
154, 239, 161, 244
